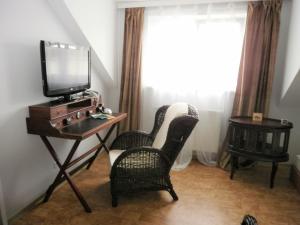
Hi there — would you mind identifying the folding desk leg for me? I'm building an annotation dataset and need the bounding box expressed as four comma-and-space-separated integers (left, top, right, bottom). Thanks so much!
96, 133, 110, 153
40, 136, 92, 213
86, 124, 116, 169
86, 144, 104, 170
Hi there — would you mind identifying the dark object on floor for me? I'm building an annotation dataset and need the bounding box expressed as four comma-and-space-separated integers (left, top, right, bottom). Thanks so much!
228, 116, 293, 188
109, 103, 199, 207
241, 215, 258, 225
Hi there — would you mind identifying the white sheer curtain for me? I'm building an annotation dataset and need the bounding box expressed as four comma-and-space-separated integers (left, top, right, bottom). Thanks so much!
141, 3, 247, 169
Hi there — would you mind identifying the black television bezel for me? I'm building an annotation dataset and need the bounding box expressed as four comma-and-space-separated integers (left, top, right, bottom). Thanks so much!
40, 40, 91, 98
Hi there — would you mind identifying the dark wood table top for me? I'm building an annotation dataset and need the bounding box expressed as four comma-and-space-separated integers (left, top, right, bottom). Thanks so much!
229, 116, 293, 129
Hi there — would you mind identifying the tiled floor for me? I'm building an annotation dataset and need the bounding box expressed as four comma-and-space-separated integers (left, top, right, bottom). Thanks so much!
11, 154, 300, 225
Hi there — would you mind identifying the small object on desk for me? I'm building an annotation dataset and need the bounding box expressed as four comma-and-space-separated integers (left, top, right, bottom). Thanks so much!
91, 113, 115, 120
252, 112, 263, 122
281, 119, 288, 125
91, 113, 107, 120
96, 104, 104, 113
104, 108, 112, 115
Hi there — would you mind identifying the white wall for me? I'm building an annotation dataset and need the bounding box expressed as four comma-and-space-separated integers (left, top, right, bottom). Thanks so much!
269, 0, 300, 164
281, 0, 300, 98
64, 0, 117, 83
0, 0, 109, 218
109, 9, 125, 113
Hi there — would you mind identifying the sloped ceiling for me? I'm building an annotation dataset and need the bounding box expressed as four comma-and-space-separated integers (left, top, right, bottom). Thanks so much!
280, 0, 300, 106
47, 0, 116, 85
281, 69, 300, 107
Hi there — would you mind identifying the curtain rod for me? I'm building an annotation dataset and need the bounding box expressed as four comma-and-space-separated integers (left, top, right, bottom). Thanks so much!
116, 0, 288, 8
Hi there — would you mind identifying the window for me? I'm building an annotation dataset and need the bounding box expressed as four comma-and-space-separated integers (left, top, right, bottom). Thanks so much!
141, 3, 247, 167
142, 4, 246, 96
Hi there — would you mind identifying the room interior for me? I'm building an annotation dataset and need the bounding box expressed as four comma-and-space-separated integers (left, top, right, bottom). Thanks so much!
0, 0, 300, 225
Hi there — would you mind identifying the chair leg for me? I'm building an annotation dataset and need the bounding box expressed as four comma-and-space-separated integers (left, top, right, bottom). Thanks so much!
230, 155, 237, 180
166, 178, 178, 201
112, 195, 118, 207
111, 180, 118, 207
169, 188, 178, 201
270, 162, 278, 189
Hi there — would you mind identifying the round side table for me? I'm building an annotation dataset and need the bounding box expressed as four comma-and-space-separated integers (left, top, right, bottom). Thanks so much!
228, 116, 293, 188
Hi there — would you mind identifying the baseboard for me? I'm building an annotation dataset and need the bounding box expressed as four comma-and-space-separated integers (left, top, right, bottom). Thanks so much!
290, 165, 300, 193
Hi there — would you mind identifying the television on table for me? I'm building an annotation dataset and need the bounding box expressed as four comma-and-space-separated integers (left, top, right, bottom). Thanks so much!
40, 40, 91, 101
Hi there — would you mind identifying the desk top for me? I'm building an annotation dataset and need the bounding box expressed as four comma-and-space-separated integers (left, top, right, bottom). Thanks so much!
26, 112, 127, 140
60, 113, 127, 139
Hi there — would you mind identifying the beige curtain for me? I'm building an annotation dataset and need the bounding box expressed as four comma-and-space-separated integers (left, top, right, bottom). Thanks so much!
118, 8, 145, 133
218, 0, 282, 168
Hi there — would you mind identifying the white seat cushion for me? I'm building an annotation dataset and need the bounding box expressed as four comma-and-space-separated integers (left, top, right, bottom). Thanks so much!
109, 149, 125, 166
152, 103, 188, 149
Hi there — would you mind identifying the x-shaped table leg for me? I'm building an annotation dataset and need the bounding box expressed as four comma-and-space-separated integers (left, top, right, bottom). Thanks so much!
40, 136, 92, 213
86, 124, 116, 169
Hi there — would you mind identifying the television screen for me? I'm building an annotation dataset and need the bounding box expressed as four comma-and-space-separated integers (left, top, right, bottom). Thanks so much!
40, 40, 91, 98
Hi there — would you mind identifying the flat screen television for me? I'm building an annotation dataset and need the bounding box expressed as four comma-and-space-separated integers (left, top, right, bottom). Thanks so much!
40, 40, 91, 100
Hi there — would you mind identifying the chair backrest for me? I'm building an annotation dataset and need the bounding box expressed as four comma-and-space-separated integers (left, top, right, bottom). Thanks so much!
150, 104, 199, 148
149, 103, 199, 165
152, 103, 189, 149
149, 105, 169, 139
161, 115, 198, 165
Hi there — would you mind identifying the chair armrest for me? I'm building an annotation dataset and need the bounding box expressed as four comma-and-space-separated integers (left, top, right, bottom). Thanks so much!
110, 131, 153, 150
110, 147, 171, 178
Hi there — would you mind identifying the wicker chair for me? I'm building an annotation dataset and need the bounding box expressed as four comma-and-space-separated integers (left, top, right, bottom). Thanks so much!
241, 215, 258, 225
109, 103, 199, 207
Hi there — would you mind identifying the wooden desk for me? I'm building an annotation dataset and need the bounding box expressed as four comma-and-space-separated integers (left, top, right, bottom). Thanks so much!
27, 110, 126, 212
